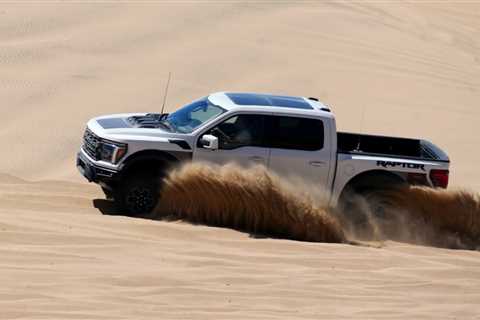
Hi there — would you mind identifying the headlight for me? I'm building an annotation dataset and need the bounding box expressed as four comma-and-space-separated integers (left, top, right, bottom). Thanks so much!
99, 142, 127, 164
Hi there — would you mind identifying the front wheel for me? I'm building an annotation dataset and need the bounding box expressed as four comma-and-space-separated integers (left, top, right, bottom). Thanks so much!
101, 186, 115, 200
116, 175, 162, 216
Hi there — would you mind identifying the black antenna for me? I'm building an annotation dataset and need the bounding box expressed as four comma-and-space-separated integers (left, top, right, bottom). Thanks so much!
161, 72, 172, 115
359, 104, 366, 134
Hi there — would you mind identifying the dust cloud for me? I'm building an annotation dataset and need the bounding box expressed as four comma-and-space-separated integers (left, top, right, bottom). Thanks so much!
154, 163, 480, 250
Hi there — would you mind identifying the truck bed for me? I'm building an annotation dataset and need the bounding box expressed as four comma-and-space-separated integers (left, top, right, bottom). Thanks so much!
337, 132, 449, 162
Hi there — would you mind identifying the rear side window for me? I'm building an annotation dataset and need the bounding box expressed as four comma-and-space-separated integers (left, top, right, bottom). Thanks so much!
266, 116, 324, 151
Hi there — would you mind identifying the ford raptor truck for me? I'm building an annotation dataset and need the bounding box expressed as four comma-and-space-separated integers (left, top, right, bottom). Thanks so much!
77, 92, 450, 215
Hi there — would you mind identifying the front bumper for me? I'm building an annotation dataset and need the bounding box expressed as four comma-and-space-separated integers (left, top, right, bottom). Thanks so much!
77, 151, 120, 184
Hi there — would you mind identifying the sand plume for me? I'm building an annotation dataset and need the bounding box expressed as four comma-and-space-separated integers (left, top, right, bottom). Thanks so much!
153, 163, 480, 250
378, 186, 480, 249
338, 186, 480, 249
154, 163, 345, 243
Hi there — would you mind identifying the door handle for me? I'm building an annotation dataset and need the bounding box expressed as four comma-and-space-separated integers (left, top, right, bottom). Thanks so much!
249, 156, 264, 162
309, 161, 326, 167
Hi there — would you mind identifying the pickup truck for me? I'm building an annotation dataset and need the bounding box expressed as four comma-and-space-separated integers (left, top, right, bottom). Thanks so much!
77, 92, 450, 215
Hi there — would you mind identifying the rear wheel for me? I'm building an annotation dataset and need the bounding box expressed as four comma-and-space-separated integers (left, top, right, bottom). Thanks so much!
337, 173, 407, 238
338, 188, 395, 240
359, 188, 398, 219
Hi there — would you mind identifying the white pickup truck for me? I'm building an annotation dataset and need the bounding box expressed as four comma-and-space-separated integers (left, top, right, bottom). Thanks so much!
77, 92, 450, 215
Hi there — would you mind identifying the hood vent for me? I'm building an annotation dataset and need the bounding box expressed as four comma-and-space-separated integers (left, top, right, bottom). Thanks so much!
127, 113, 168, 128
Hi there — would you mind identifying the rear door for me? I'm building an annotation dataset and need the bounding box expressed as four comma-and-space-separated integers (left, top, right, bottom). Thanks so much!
265, 115, 332, 186
193, 113, 269, 167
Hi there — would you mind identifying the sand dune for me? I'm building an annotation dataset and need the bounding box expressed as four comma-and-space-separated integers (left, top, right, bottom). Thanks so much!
1, 175, 480, 319
1, 2, 480, 319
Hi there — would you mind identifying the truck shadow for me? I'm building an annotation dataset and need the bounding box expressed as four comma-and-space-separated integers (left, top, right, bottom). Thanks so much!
93, 199, 125, 216
92, 198, 271, 240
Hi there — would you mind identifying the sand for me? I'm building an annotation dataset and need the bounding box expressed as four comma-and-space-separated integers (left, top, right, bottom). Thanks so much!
1, 2, 479, 319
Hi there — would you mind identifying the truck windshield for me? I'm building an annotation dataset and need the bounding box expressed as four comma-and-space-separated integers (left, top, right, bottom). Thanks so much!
166, 97, 226, 133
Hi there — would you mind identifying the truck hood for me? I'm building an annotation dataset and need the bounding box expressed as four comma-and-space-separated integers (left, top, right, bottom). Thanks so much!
94, 113, 170, 130
87, 113, 182, 142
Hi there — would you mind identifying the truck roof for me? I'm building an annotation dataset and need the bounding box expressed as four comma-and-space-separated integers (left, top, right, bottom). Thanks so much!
208, 92, 334, 118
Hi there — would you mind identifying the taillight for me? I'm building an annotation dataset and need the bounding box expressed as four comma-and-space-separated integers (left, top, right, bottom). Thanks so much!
429, 169, 449, 188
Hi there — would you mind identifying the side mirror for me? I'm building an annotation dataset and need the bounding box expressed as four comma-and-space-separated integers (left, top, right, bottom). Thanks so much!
199, 134, 219, 150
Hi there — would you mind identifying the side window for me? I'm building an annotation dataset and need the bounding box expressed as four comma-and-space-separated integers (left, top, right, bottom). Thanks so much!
266, 116, 324, 151
204, 114, 264, 150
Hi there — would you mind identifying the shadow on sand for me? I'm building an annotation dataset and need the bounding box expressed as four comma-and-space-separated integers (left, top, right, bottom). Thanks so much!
93, 199, 124, 216
93, 198, 287, 241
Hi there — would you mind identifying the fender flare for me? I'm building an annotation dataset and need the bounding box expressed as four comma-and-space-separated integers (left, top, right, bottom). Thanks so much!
338, 169, 406, 203
118, 150, 183, 179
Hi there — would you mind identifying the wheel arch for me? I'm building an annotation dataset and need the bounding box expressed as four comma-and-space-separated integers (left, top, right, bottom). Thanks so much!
119, 150, 182, 179
338, 169, 406, 203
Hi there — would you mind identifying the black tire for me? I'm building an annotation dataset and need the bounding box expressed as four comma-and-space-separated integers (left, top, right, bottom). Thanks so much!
337, 188, 371, 226
116, 173, 163, 216
338, 173, 406, 215
101, 186, 115, 200
337, 173, 407, 239
359, 188, 397, 219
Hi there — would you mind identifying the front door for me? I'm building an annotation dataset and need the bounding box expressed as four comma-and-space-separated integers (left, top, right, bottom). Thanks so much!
193, 114, 269, 168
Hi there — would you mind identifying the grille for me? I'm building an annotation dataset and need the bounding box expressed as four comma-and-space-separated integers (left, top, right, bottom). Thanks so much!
82, 128, 100, 160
